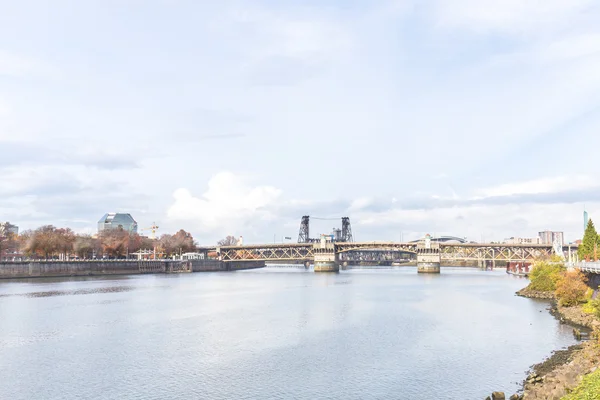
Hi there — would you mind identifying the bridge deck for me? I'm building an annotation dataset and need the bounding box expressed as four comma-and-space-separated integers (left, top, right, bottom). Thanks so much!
215, 242, 570, 262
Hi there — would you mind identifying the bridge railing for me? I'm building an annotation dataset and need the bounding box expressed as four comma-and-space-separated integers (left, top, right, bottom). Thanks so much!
570, 262, 600, 273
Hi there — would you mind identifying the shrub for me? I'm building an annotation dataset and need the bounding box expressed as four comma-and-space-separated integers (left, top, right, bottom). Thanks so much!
555, 270, 588, 307
584, 298, 600, 319
528, 259, 565, 292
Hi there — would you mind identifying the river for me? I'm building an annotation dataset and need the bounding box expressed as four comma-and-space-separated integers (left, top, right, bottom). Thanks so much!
0, 267, 576, 399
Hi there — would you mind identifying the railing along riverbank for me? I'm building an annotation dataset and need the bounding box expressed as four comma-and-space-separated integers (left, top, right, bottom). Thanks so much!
566, 262, 600, 273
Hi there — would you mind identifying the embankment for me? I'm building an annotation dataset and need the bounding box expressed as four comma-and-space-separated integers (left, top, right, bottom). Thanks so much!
0, 260, 265, 279
514, 287, 600, 400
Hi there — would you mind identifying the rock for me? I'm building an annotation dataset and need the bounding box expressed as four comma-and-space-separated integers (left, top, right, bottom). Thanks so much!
492, 392, 506, 400
509, 394, 522, 400
549, 387, 565, 400
485, 397, 491, 400
564, 370, 579, 387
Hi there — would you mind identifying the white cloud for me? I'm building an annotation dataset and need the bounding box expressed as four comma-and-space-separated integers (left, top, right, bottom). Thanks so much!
354, 201, 589, 242
0, 50, 56, 78
167, 171, 283, 235
476, 176, 599, 198
348, 197, 373, 212
431, 0, 595, 35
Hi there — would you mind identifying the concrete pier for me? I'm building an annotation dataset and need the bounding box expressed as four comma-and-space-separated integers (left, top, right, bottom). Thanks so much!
416, 234, 441, 274
417, 256, 441, 273
313, 235, 339, 272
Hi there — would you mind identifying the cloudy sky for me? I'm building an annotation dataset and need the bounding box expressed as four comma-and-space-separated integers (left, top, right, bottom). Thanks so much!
1, 0, 599, 244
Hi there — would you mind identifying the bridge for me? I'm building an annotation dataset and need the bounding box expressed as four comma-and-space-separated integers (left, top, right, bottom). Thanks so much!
215, 238, 575, 273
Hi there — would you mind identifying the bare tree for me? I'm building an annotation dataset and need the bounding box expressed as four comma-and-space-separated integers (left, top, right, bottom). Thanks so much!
217, 235, 238, 246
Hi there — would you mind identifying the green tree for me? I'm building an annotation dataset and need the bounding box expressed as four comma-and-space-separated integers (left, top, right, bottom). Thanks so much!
578, 219, 599, 261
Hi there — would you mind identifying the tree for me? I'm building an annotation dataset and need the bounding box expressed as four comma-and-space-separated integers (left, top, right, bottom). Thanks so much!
529, 257, 565, 291
171, 229, 196, 254
0, 224, 17, 260
218, 235, 238, 246
98, 228, 134, 258
73, 235, 100, 259
24, 225, 68, 259
578, 219, 599, 261
157, 234, 175, 257
555, 270, 588, 306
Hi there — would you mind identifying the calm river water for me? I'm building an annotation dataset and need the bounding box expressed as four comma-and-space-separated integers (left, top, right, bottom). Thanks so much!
0, 267, 576, 399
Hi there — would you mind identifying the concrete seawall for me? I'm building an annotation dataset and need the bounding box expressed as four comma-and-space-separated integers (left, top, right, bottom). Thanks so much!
0, 260, 265, 279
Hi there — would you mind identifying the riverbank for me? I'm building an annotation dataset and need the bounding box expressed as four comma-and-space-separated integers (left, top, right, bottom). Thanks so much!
515, 287, 600, 399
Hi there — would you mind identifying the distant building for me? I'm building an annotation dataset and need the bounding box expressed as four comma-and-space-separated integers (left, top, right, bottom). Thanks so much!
503, 237, 540, 245
410, 236, 467, 244
584, 210, 589, 232
0, 222, 18, 236
97, 213, 138, 234
538, 231, 564, 247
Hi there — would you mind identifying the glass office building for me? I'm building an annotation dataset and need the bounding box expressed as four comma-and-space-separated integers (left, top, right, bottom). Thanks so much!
98, 213, 138, 234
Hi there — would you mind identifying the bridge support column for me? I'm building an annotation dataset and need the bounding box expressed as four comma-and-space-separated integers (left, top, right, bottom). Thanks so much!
417, 254, 441, 273
416, 234, 440, 273
313, 236, 339, 272
314, 253, 339, 272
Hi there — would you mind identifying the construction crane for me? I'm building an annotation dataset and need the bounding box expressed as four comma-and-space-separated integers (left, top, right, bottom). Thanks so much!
140, 222, 159, 240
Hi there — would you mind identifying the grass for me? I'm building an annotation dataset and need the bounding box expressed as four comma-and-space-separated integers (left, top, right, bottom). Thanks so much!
562, 368, 600, 399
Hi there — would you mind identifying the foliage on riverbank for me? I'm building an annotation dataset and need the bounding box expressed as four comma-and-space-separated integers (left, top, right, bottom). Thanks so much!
561, 368, 600, 399
555, 270, 590, 306
528, 257, 565, 292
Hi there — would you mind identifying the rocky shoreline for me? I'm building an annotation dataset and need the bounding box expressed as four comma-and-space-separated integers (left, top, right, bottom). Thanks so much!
512, 288, 600, 399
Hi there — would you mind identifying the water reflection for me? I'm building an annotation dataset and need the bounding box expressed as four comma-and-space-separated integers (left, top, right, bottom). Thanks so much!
0, 285, 136, 298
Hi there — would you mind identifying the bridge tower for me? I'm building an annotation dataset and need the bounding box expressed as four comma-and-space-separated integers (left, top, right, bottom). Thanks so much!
298, 216, 310, 243
314, 234, 339, 272
341, 217, 354, 242
416, 234, 441, 273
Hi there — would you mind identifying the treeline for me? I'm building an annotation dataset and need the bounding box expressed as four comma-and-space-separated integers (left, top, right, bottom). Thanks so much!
1, 225, 197, 260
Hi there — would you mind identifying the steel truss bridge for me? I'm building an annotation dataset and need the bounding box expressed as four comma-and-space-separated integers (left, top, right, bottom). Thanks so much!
216, 242, 573, 264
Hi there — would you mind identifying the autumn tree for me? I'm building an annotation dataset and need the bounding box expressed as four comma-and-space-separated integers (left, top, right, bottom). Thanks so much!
171, 229, 196, 254
218, 235, 238, 246
156, 234, 174, 256
73, 235, 101, 259
139, 236, 156, 251
98, 228, 140, 258
555, 270, 589, 306
578, 219, 599, 261
24, 225, 73, 259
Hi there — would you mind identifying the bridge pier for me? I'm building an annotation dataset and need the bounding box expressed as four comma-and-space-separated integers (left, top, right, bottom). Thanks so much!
417, 234, 441, 273
314, 255, 339, 272
314, 235, 339, 272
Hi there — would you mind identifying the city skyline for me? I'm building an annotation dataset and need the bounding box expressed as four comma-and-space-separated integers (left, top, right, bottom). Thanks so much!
2, 1, 599, 243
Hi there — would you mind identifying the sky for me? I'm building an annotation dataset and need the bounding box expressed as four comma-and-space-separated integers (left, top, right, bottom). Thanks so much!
1, 0, 600, 245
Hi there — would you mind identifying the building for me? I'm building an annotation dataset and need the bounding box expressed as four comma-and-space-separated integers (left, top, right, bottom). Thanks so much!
503, 237, 541, 245
409, 236, 468, 244
584, 210, 589, 232
538, 231, 564, 247
97, 213, 138, 234
0, 222, 18, 236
